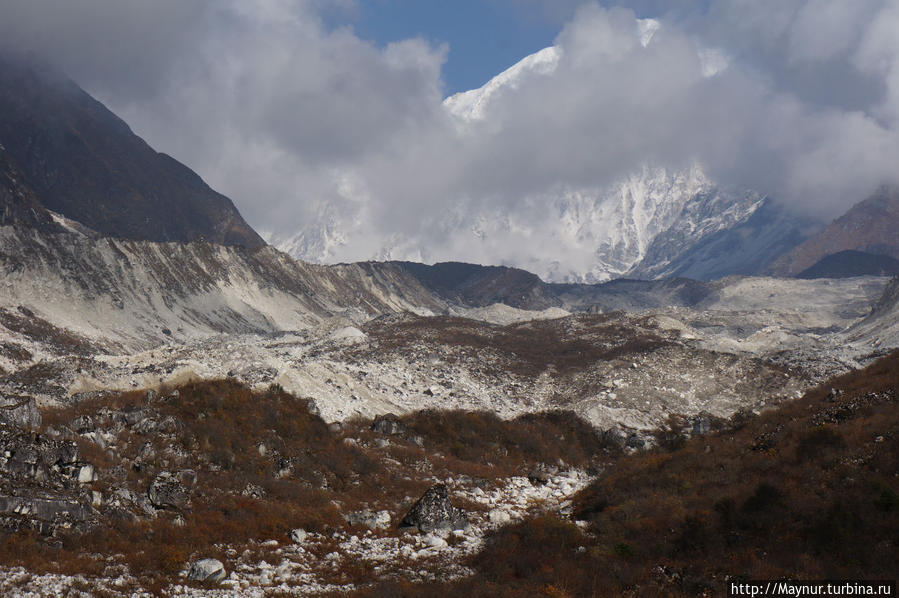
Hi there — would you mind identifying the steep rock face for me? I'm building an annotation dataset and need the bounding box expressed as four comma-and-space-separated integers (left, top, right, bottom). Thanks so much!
0, 54, 264, 249
631, 197, 815, 280
869, 276, 899, 318
0, 147, 58, 232
768, 186, 899, 277
847, 276, 899, 350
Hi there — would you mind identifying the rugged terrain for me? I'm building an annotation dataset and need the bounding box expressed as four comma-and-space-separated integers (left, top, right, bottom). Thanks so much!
1, 209, 897, 594
0, 46, 897, 596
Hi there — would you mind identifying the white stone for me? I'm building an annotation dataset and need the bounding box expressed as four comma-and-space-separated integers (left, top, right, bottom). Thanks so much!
187, 558, 226, 583
289, 529, 308, 544
488, 509, 511, 525
77, 464, 95, 484
423, 534, 448, 549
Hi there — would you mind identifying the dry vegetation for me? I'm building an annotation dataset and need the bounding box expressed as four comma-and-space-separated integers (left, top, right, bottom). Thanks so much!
2, 349, 896, 595
355, 351, 899, 597
0, 379, 608, 591
360, 313, 672, 378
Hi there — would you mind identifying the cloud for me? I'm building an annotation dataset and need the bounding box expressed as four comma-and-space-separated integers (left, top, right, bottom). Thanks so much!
2, 0, 899, 276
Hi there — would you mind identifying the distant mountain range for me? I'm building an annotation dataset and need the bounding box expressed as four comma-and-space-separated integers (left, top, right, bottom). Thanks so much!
273, 44, 818, 283
1, 50, 895, 289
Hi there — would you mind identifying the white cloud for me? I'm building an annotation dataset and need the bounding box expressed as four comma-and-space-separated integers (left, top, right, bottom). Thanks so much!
2, 0, 899, 274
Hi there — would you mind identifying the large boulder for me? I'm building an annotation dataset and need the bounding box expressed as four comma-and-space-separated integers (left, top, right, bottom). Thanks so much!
0, 395, 41, 429
400, 484, 468, 533
187, 558, 226, 583
148, 471, 194, 510
691, 413, 712, 436
371, 414, 406, 436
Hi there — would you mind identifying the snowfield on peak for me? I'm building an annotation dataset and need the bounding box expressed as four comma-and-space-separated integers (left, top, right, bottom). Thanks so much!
443, 46, 561, 124
273, 42, 802, 283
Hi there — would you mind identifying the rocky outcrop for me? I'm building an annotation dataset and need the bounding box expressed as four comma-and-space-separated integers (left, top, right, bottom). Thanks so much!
0, 495, 95, 534
187, 558, 227, 583
400, 484, 468, 533
370, 414, 406, 436
147, 471, 195, 510
0, 426, 84, 484
0, 395, 40, 429
0, 424, 98, 534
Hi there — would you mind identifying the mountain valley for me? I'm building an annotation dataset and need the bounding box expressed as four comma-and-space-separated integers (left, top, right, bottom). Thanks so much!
0, 48, 897, 596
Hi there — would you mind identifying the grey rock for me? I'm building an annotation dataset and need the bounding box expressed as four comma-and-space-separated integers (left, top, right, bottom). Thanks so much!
157, 415, 181, 434
400, 484, 468, 533
371, 414, 406, 436
345, 509, 391, 530
241, 483, 265, 499
122, 407, 149, 427
0, 395, 41, 429
148, 471, 191, 510
48, 441, 79, 466
134, 418, 158, 434
70, 415, 94, 434
599, 427, 625, 448
691, 413, 712, 436
187, 558, 226, 583
0, 495, 95, 525
75, 463, 96, 484
527, 464, 558, 486
625, 433, 645, 449
114, 488, 157, 518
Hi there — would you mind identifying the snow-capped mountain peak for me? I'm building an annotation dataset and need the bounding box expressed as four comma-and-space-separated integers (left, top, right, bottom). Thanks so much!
273, 41, 804, 282
443, 46, 561, 123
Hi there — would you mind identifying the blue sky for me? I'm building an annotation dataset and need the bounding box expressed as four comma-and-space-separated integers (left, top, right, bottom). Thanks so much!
346, 0, 568, 94
341, 0, 712, 94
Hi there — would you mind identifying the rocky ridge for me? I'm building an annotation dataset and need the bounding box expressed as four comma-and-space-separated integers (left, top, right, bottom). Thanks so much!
0, 54, 263, 249
768, 185, 899, 277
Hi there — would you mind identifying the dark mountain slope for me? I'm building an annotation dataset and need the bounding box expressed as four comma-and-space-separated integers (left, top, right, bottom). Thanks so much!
768, 186, 899, 277
389, 260, 718, 312
0, 145, 58, 231
0, 54, 263, 248
797, 250, 899, 279
389, 261, 559, 310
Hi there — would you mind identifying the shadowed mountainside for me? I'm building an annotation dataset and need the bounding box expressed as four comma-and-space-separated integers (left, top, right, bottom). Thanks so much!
0, 53, 264, 249
797, 250, 899, 279
768, 186, 899, 277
